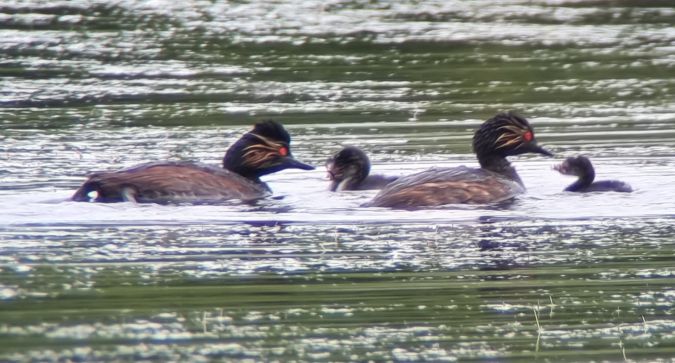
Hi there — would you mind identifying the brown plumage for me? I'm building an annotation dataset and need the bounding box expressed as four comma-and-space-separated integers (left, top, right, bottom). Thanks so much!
72, 120, 314, 203
365, 112, 552, 209
72, 162, 269, 203
366, 166, 521, 208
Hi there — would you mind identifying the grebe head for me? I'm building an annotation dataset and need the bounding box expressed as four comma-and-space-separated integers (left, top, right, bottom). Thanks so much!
472, 112, 552, 163
554, 155, 595, 179
326, 146, 371, 191
224, 120, 314, 179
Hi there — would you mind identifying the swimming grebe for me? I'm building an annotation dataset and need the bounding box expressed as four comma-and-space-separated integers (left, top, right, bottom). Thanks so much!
326, 146, 397, 191
365, 112, 553, 209
71, 120, 314, 203
554, 155, 632, 193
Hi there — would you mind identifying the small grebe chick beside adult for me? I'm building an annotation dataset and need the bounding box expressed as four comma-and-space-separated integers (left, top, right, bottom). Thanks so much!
365, 112, 553, 209
326, 146, 398, 191
71, 120, 314, 203
554, 155, 632, 193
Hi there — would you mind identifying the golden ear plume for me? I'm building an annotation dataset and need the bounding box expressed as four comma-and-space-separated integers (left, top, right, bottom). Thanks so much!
242, 133, 286, 167
494, 124, 528, 149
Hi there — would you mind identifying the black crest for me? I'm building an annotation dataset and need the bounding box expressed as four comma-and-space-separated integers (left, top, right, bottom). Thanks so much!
473, 112, 530, 154
473, 111, 549, 159
250, 120, 291, 144
223, 120, 313, 179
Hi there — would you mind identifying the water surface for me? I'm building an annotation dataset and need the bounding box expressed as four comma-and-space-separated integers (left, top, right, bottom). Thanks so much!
1, 0, 674, 361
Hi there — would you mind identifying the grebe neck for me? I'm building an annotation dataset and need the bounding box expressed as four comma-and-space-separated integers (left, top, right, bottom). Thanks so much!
565, 168, 595, 192
478, 154, 523, 186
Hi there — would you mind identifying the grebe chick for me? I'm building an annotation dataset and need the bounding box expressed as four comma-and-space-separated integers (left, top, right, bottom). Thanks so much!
554, 155, 632, 193
365, 112, 553, 209
326, 146, 397, 191
71, 120, 314, 203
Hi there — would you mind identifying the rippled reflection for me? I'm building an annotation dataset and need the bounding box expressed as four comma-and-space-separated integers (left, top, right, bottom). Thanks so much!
1, 0, 674, 361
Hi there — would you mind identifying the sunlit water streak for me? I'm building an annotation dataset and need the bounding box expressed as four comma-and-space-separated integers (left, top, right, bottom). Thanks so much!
1, 0, 674, 361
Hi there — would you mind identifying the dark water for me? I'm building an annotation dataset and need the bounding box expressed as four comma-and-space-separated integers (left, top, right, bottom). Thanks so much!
1, 1, 675, 361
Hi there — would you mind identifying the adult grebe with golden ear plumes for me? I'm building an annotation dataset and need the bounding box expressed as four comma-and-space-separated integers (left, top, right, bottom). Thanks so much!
72, 120, 314, 203
326, 146, 397, 191
365, 112, 553, 209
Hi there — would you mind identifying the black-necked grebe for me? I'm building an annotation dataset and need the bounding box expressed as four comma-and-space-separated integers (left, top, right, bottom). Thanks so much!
326, 146, 397, 191
365, 112, 553, 209
71, 120, 314, 203
554, 155, 632, 193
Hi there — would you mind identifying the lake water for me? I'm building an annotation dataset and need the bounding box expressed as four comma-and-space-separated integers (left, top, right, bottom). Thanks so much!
1, 0, 674, 361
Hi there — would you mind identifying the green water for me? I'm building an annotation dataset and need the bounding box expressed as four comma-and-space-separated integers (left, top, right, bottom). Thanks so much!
1, 1, 675, 361
2, 267, 673, 361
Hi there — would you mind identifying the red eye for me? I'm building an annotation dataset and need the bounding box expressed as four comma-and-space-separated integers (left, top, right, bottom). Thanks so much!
523, 131, 533, 142
279, 147, 288, 156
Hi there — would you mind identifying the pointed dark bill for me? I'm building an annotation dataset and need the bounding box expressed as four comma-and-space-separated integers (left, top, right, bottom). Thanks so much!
530, 144, 553, 157
282, 156, 315, 170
